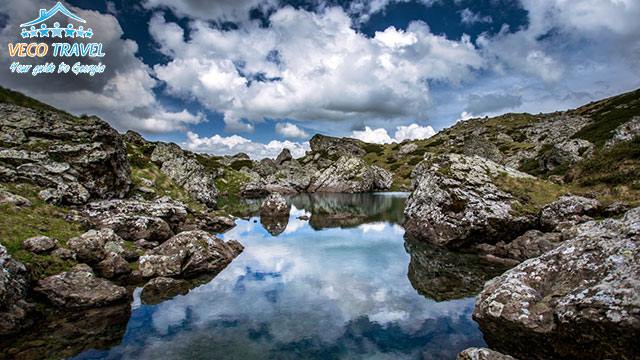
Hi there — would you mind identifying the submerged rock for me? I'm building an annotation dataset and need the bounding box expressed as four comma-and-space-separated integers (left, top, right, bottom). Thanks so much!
0, 244, 33, 335
457, 348, 516, 360
22, 236, 58, 254
35, 264, 129, 308
473, 207, 640, 359
137, 230, 243, 278
404, 153, 536, 249
308, 156, 392, 193
140, 277, 190, 305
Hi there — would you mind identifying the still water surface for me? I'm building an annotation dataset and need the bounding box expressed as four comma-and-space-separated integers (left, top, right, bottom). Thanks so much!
60, 193, 505, 359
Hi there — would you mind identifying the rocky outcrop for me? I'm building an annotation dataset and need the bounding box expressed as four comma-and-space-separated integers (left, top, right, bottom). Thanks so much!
539, 138, 594, 173
605, 116, 640, 149
0, 244, 32, 335
35, 264, 129, 308
150, 142, 219, 207
22, 236, 58, 253
242, 159, 315, 196
457, 348, 516, 360
404, 153, 536, 249
260, 193, 290, 218
137, 230, 243, 278
309, 134, 366, 158
0, 189, 31, 207
140, 277, 190, 305
539, 195, 600, 231
0, 104, 131, 204
275, 148, 292, 165
308, 156, 392, 193
398, 143, 418, 156
473, 207, 640, 359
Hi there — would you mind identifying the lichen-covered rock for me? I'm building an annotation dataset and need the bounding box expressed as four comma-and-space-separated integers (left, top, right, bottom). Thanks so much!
22, 235, 58, 253
0, 244, 32, 335
95, 253, 131, 279
539, 195, 600, 231
457, 348, 517, 360
67, 229, 122, 263
605, 116, 640, 149
308, 156, 392, 193
309, 134, 366, 158
150, 142, 219, 207
540, 138, 594, 172
478, 230, 562, 263
275, 148, 293, 165
0, 104, 131, 204
0, 189, 31, 207
140, 277, 190, 305
34, 264, 129, 308
259, 193, 290, 219
398, 143, 418, 156
404, 153, 536, 249
137, 230, 243, 278
473, 207, 640, 359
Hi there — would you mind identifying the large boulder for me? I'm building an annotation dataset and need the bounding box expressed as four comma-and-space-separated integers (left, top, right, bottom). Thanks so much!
137, 230, 243, 278
0, 244, 32, 335
34, 264, 129, 308
0, 104, 131, 204
67, 229, 123, 263
309, 134, 366, 158
308, 156, 392, 193
259, 193, 290, 219
473, 207, 640, 359
275, 148, 292, 165
150, 142, 219, 207
605, 116, 640, 149
404, 153, 537, 249
539, 138, 594, 173
457, 348, 516, 360
539, 195, 600, 231
22, 235, 58, 254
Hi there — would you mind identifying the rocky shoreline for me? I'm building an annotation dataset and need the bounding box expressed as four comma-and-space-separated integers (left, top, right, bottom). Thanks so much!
1, 85, 639, 359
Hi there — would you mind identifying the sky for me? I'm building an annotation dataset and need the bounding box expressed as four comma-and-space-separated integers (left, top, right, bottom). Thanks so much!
0, 0, 639, 159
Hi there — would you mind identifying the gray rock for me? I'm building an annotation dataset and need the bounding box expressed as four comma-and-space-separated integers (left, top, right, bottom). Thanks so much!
253, 158, 277, 177
259, 193, 291, 219
539, 195, 600, 231
0, 244, 33, 335
138, 230, 243, 278
150, 142, 219, 207
457, 348, 517, 360
140, 277, 190, 304
95, 253, 131, 279
0, 189, 31, 207
309, 134, 366, 158
308, 156, 392, 193
605, 116, 640, 149
473, 207, 640, 359
540, 138, 594, 172
22, 235, 58, 253
404, 153, 536, 249
398, 143, 418, 156
478, 230, 562, 263
34, 264, 129, 308
275, 148, 293, 165
0, 104, 131, 204
51, 247, 75, 260
67, 229, 123, 263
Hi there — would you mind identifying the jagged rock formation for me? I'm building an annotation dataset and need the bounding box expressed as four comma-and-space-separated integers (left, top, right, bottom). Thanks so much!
309, 134, 366, 158
150, 142, 219, 207
457, 348, 516, 360
0, 244, 32, 335
35, 264, 129, 308
308, 156, 393, 193
473, 207, 640, 359
137, 230, 243, 278
404, 153, 537, 249
0, 104, 131, 204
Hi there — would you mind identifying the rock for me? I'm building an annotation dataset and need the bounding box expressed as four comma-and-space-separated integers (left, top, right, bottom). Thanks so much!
540, 138, 594, 172
298, 215, 310, 221
135, 239, 159, 250
309, 134, 366, 158
398, 143, 418, 156
67, 229, 122, 263
140, 277, 190, 305
137, 230, 243, 278
473, 207, 640, 360
34, 264, 129, 308
150, 142, 219, 207
539, 195, 600, 231
404, 153, 537, 249
275, 148, 293, 165
22, 236, 58, 253
0, 189, 31, 207
308, 156, 392, 193
0, 104, 131, 204
0, 244, 33, 335
457, 348, 517, 360
477, 230, 562, 263
51, 247, 75, 260
259, 193, 290, 219
605, 116, 640, 149
253, 158, 277, 177
463, 136, 503, 163
95, 253, 131, 279
260, 215, 290, 236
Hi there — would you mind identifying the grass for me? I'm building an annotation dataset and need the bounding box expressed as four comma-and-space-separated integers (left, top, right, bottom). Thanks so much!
570, 136, 640, 189
0, 86, 68, 115
0, 183, 84, 279
493, 173, 567, 216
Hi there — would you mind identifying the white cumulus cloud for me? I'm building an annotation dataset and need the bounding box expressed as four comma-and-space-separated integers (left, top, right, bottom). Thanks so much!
184, 132, 309, 160
350, 123, 436, 144
275, 123, 309, 139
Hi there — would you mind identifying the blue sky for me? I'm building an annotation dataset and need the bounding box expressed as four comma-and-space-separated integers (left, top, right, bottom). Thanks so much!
0, 0, 639, 158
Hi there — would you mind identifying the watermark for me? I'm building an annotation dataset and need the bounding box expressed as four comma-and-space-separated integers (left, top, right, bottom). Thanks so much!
6, 2, 106, 77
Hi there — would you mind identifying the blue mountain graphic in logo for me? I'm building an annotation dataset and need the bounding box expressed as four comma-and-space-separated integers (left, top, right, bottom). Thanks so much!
20, 2, 86, 28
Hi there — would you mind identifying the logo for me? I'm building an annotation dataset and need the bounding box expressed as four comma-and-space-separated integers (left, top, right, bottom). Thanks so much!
7, 2, 106, 77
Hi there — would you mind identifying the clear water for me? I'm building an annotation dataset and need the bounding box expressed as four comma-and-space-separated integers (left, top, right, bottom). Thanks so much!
9, 193, 508, 360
